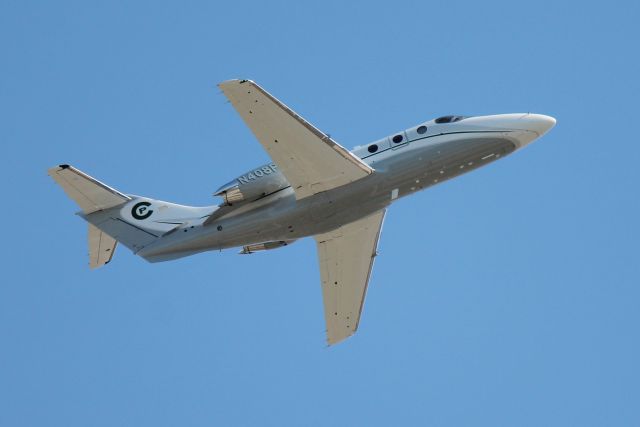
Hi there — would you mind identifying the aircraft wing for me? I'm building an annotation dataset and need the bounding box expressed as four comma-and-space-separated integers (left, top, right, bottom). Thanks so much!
218, 79, 373, 200
314, 209, 386, 345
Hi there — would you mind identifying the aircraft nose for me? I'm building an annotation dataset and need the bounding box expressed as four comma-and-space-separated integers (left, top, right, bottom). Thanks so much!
471, 113, 556, 147
456, 113, 556, 148
516, 114, 556, 136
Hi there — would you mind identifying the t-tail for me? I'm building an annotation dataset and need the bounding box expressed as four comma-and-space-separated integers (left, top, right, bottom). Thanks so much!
48, 165, 213, 268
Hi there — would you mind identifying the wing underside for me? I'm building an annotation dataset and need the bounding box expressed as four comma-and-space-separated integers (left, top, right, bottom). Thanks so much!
314, 210, 386, 345
218, 79, 373, 200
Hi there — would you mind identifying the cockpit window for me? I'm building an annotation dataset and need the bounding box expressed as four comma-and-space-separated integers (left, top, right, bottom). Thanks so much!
435, 115, 465, 124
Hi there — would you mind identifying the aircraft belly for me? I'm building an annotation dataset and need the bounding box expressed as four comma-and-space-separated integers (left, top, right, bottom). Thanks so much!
424, 138, 516, 186
376, 136, 517, 198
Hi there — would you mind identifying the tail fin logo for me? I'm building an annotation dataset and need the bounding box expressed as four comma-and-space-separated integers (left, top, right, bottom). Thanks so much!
131, 201, 153, 220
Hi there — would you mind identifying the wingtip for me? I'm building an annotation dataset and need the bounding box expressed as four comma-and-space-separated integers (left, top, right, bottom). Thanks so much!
326, 332, 354, 346
218, 78, 255, 89
47, 164, 70, 176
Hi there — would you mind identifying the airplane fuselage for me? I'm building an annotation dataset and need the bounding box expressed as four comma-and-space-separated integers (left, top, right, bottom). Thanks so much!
136, 113, 553, 261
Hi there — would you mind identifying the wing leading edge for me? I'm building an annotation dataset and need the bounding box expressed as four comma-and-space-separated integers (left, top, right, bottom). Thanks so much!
219, 79, 373, 200
314, 210, 386, 345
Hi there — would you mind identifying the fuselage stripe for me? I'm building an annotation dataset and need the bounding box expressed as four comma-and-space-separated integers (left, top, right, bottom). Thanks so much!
359, 130, 514, 160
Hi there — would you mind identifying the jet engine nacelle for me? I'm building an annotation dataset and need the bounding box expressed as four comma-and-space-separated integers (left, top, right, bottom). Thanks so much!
214, 163, 289, 205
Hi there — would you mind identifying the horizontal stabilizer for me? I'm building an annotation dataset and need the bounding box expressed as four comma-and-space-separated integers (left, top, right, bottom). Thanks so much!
48, 164, 131, 214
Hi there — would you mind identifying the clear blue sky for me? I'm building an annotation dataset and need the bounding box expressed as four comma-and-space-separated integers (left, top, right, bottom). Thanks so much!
2, 1, 639, 426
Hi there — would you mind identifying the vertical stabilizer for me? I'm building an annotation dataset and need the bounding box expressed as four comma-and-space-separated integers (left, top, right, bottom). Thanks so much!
88, 224, 117, 269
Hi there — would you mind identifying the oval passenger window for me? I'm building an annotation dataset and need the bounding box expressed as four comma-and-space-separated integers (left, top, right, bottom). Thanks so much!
417, 125, 427, 134
367, 144, 378, 153
392, 134, 403, 143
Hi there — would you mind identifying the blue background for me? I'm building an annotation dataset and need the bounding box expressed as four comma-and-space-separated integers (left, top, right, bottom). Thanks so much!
2, 1, 639, 425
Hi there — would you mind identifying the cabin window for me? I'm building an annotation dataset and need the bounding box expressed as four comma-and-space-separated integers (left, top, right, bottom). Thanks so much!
392, 134, 403, 143
367, 144, 378, 153
417, 125, 427, 134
